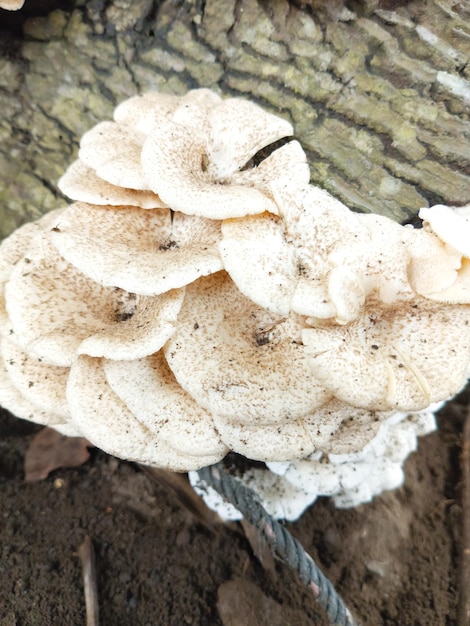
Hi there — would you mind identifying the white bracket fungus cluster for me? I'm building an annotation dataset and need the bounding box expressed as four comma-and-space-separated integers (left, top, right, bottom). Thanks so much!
1, 89, 470, 519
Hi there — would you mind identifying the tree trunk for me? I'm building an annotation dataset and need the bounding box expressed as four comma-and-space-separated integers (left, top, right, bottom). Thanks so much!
0, 0, 469, 241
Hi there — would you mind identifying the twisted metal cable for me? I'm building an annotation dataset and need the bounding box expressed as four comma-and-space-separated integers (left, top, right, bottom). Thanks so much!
197, 463, 360, 626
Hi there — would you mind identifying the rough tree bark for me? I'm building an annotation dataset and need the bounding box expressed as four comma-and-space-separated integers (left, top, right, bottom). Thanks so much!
0, 0, 469, 241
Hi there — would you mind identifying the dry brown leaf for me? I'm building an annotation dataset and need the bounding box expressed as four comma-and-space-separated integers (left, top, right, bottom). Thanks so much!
24, 427, 91, 482
217, 579, 314, 626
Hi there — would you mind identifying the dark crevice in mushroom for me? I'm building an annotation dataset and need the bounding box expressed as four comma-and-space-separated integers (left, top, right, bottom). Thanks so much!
115, 310, 136, 322
402, 214, 423, 229
297, 263, 309, 277
240, 136, 296, 171
113, 289, 138, 323
254, 331, 273, 346
222, 451, 266, 475
201, 153, 210, 172
159, 239, 179, 251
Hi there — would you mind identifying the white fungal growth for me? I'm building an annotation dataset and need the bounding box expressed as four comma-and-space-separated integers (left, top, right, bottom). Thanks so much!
1, 89, 469, 514
189, 408, 438, 521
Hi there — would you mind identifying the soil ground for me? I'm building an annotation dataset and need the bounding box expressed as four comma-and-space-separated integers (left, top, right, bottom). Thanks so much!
0, 390, 466, 626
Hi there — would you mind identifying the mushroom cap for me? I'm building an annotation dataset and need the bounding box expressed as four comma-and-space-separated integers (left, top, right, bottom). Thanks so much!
1, 333, 70, 419
140, 96, 298, 220
103, 352, 227, 460
410, 209, 470, 304
72, 90, 297, 221
68, 89, 225, 204
79, 121, 149, 190
113, 91, 184, 134
230, 140, 310, 194
209, 399, 379, 462
0, 208, 65, 286
204, 98, 294, 179
209, 417, 318, 462
407, 226, 461, 297
419, 203, 470, 257
274, 181, 371, 323
220, 212, 298, 315
58, 160, 167, 209
113, 89, 223, 134
141, 118, 279, 219
313, 400, 391, 456
220, 181, 370, 321
66, 355, 226, 470
5, 231, 185, 366
294, 210, 419, 324
50, 202, 224, 295
75, 89, 223, 194
302, 297, 470, 411
424, 258, 470, 303
164, 271, 330, 429
0, 341, 69, 429
325, 213, 415, 319
351, 214, 414, 301
0, 209, 67, 331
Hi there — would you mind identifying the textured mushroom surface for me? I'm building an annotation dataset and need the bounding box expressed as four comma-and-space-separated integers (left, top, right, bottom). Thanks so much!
5, 230, 185, 365
164, 271, 331, 460
190, 408, 438, 520
50, 203, 223, 295
58, 161, 168, 209
1, 89, 469, 495
220, 182, 417, 322
61, 88, 301, 220
420, 203, 470, 258
302, 298, 470, 411
67, 355, 227, 470
164, 272, 330, 425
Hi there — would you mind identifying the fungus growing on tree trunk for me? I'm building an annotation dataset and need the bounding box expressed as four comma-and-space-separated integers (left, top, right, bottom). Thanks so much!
1, 89, 469, 518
